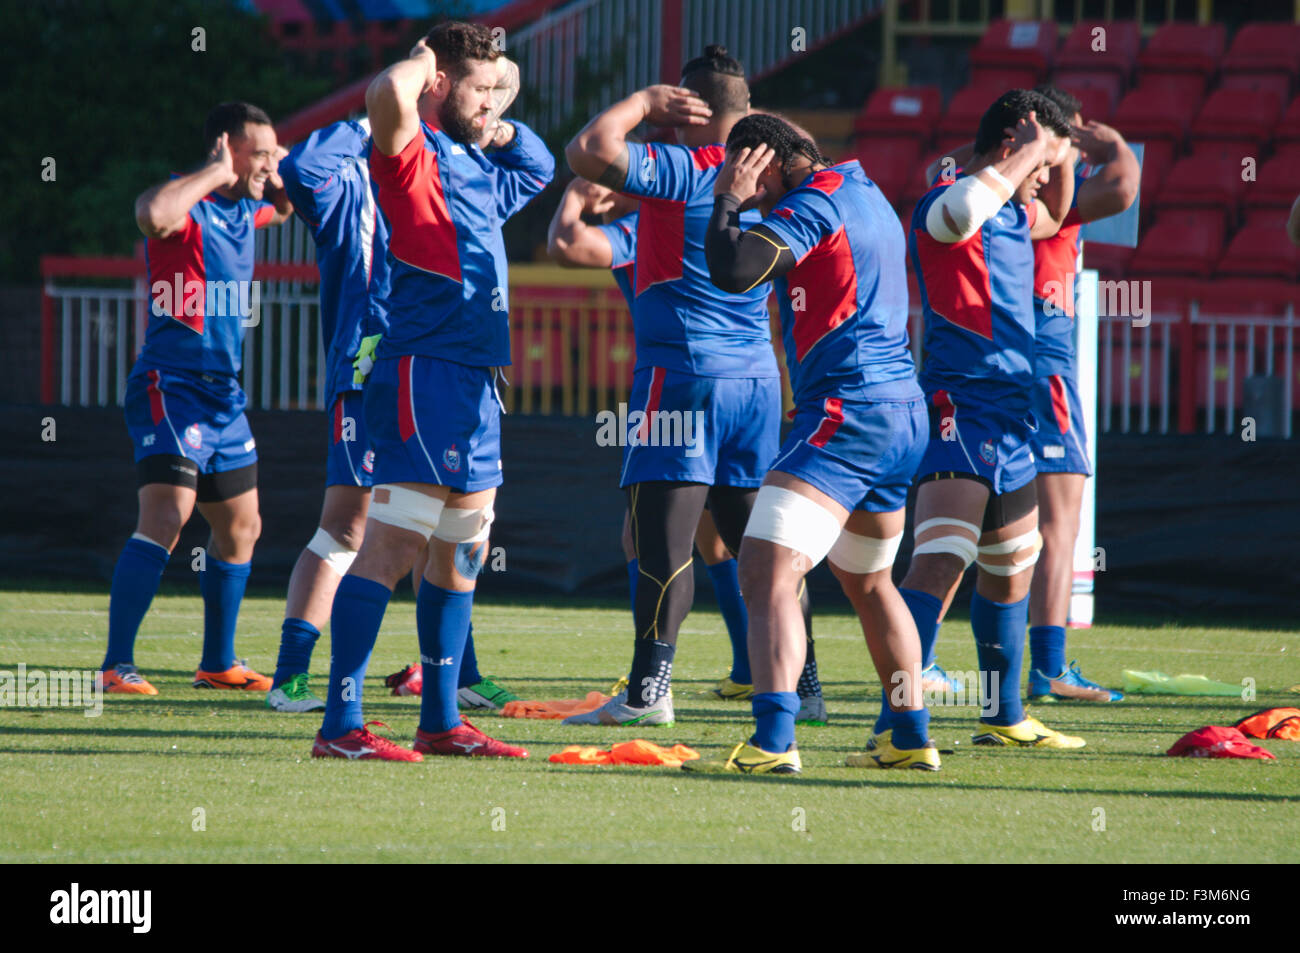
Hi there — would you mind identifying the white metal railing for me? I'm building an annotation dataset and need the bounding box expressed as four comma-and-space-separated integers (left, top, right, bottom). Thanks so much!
46, 279, 327, 411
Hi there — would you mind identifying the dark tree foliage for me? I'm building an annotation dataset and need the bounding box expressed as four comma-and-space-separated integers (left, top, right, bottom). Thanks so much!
0, 0, 332, 281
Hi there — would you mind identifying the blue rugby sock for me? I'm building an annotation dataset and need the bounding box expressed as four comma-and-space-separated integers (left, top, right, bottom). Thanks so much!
103, 536, 170, 670
626, 558, 638, 616
416, 581, 474, 734
900, 587, 943, 670
273, 618, 320, 688
972, 591, 1029, 726
320, 575, 390, 739
706, 559, 751, 684
199, 554, 251, 673
458, 622, 481, 688
751, 691, 800, 753
891, 708, 931, 750
1029, 625, 1067, 678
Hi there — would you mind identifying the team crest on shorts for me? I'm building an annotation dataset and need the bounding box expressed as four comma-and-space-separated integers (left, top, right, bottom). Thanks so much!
443, 445, 461, 473
979, 438, 996, 466
184, 425, 203, 449
362, 450, 375, 473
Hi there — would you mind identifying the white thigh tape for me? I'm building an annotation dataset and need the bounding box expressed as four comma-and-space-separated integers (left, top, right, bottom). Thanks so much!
433, 505, 495, 544
306, 527, 358, 575
976, 529, 1042, 576
743, 485, 843, 566
367, 484, 444, 540
827, 530, 903, 575
912, 516, 981, 568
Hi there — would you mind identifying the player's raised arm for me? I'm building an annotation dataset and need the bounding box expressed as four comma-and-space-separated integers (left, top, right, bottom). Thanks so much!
547, 179, 622, 267
925, 141, 976, 186
134, 133, 239, 239
262, 144, 294, 226
1028, 136, 1075, 240
279, 120, 371, 226
1072, 120, 1140, 225
565, 85, 711, 189
484, 120, 556, 220
366, 38, 438, 156
706, 144, 797, 293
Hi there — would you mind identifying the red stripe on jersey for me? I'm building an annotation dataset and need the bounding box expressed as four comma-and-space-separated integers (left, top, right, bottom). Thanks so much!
253, 204, 275, 228
1032, 217, 1082, 317
147, 369, 165, 425
372, 135, 462, 283
398, 355, 416, 442
932, 389, 955, 429
634, 198, 685, 295
804, 169, 844, 195
913, 227, 993, 340
1049, 375, 1071, 434
788, 225, 858, 361
146, 215, 206, 335
637, 367, 666, 444
691, 144, 725, 171
332, 396, 344, 444
808, 397, 845, 448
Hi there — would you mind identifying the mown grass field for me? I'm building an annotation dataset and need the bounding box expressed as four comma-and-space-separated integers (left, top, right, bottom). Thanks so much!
2, 585, 1297, 863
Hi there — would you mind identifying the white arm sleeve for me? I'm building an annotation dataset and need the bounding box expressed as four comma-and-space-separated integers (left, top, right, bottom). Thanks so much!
925, 170, 1012, 243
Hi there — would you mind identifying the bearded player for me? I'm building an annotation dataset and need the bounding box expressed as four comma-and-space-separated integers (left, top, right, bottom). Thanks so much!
102, 102, 291, 695
271, 54, 526, 714
311, 22, 554, 761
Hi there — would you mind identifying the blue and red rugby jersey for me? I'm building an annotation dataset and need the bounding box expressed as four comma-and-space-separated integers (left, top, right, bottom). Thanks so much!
369, 120, 554, 367
141, 187, 276, 378
1032, 165, 1090, 377
596, 211, 638, 306
909, 172, 1039, 412
757, 160, 918, 404
620, 141, 778, 379
279, 119, 392, 403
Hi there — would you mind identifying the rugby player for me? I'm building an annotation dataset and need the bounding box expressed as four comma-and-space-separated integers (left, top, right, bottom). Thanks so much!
563, 48, 817, 727
272, 69, 525, 714
102, 102, 291, 695
921, 86, 1138, 703
546, 176, 820, 711
893, 89, 1086, 749
311, 22, 554, 761
688, 114, 934, 773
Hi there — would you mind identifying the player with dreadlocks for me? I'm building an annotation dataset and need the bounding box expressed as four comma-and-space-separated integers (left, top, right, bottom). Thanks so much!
688, 113, 936, 773
564, 48, 821, 726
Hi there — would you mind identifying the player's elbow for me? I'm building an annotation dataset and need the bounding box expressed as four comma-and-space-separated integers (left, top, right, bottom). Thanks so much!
546, 232, 579, 266
134, 196, 166, 239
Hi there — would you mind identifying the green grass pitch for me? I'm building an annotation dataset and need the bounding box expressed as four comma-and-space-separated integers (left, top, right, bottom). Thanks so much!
2, 585, 1297, 863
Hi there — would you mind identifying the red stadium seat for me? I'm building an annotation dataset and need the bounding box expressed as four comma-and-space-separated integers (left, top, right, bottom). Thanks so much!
1137, 23, 1226, 82
1219, 72, 1293, 109
1054, 85, 1114, 124
968, 19, 1057, 81
1190, 88, 1283, 153
1216, 222, 1300, 279
1129, 209, 1225, 277
1051, 69, 1124, 112
1152, 156, 1248, 225
1242, 206, 1292, 228
1055, 20, 1140, 81
969, 65, 1042, 91
1134, 139, 1176, 228
1080, 241, 1134, 279
1243, 153, 1300, 213
853, 86, 942, 139
937, 84, 1011, 142
851, 135, 923, 204
1221, 23, 1300, 82
1274, 95, 1300, 153
1112, 84, 1199, 143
